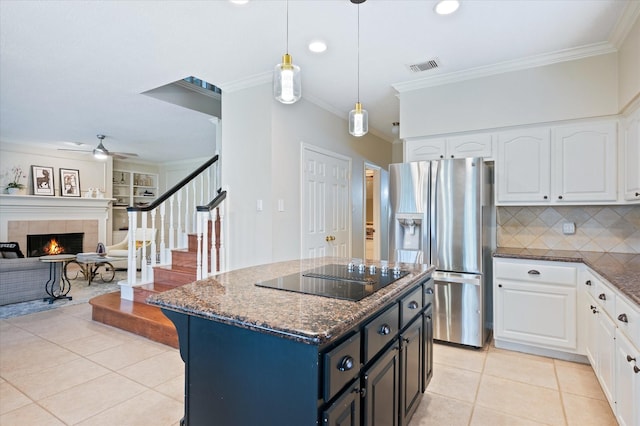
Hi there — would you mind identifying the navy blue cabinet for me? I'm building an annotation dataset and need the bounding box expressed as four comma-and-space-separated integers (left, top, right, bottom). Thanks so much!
163, 276, 433, 426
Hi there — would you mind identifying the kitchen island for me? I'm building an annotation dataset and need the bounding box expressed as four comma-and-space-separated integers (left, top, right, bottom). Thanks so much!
148, 257, 435, 426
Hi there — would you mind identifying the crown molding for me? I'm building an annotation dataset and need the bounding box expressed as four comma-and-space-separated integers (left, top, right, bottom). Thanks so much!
609, 1, 640, 48
219, 71, 271, 93
392, 42, 617, 93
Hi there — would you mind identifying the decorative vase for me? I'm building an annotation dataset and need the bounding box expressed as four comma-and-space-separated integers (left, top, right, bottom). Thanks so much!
7, 187, 20, 195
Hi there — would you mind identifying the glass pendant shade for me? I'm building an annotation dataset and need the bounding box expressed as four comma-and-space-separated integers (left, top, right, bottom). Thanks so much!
349, 102, 368, 137
274, 53, 301, 104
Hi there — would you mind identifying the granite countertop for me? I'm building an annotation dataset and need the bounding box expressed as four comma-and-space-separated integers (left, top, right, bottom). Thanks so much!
494, 247, 640, 306
148, 257, 434, 346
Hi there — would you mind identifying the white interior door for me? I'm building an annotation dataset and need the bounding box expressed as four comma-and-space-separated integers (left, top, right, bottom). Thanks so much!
302, 145, 351, 259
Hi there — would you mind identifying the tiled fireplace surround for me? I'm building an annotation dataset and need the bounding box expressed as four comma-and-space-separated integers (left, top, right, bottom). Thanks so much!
497, 205, 640, 254
8, 220, 98, 256
0, 196, 110, 256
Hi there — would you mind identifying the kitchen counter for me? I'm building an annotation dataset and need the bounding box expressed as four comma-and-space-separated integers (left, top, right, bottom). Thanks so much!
148, 256, 434, 345
494, 247, 640, 306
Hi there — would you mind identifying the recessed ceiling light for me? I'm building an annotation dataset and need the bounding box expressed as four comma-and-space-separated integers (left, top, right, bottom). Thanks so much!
64, 141, 87, 147
230, 0, 249, 5
434, 0, 460, 15
308, 40, 327, 53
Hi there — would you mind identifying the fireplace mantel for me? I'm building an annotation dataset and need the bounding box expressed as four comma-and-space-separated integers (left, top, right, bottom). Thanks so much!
0, 194, 113, 250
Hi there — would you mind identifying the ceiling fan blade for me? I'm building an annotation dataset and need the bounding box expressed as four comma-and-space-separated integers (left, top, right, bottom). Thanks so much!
58, 148, 91, 153
109, 152, 139, 157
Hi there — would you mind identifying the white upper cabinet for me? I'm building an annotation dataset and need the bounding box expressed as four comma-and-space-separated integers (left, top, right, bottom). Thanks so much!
622, 108, 640, 202
404, 138, 446, 161
552, 121, 617, 202
496, 119, 618, 205
404, 133, 492, 162
496, 127, 551, 203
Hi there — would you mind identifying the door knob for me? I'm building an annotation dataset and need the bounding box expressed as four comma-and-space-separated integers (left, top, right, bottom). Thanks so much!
325, 235, 336, 242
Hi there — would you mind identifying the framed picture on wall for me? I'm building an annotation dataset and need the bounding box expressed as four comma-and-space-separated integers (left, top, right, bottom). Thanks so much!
31, 165, 54, 196
60, 168, 80, 197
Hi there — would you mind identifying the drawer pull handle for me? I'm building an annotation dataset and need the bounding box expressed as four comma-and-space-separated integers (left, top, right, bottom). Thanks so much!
378, 324, 391, 335
527, 270, 540, 275
618, 313, 628, 323
408, 301, 419, 309
425, 288, 434, 295
338, 356, 354, 372
627, 355, 636, 363
598, 293, 607, 301
635, 366, 640, 374
585, 280, 592, 286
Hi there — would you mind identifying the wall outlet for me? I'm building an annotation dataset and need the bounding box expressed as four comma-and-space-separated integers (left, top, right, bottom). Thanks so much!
562, 222, 575, 235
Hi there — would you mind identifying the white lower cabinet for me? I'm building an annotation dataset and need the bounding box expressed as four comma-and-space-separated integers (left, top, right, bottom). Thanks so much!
615, 330, 640, 426
494, 258, 577, 351
585, 291, 616, 405
580, 266, 639, 425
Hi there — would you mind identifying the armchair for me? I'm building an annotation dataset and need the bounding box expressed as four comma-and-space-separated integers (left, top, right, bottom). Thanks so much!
107, 228, 157, 270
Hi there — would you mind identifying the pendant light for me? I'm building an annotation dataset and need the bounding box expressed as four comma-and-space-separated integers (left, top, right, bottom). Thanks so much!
273, 0, 301, 104
349, 0, 368, 137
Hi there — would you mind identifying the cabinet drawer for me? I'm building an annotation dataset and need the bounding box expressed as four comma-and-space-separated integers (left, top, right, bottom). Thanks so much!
495, 260, 576, 285
594, 280, 616, 318
401, 286, 424, 329
615, 295, 640, 348
323, 333, 361, 402
581, 269, 600, 298
423, 278, 434, 307
363, 304, 399, 364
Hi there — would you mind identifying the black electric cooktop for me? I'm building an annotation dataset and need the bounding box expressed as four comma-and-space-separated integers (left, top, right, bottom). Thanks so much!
255, 264, 409, 301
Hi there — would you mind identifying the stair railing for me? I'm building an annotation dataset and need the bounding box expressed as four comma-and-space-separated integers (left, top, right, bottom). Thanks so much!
119, 154, 224, 300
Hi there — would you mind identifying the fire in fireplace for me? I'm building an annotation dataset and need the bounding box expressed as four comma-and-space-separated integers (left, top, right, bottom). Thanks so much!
27, 232, 84, 257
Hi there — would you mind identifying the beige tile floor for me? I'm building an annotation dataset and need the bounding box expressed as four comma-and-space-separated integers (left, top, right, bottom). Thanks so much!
1, 303, 617, 426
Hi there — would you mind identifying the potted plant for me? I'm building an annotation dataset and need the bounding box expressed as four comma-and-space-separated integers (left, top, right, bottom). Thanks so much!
6, 166, 26, 195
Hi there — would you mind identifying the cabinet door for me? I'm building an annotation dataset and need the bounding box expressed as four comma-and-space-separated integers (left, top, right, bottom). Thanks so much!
494, 280, 577, 350
404, 138, 446, 162
422, 305, 433, 391
400, 318, 423, 426
584, 292, 598, 367
553, 121, 617, 202
496, 128, 551, 203
323, 383, 361, 426
446, 133, 493, 159
596, 309, 616, 406
363, 344, 400, 426
615, 330, 640, 426
623, 109, 640, 201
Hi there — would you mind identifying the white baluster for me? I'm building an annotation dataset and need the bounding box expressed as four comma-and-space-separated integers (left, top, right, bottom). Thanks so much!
159, 202, 166, 264
169, 196, 175, 251
218, 202, 226, 272
176, 190, 183, 247
140, 213, 148, 283
150, 208, 157, 269
196, 210, 203, 280
201, 210, 209, 279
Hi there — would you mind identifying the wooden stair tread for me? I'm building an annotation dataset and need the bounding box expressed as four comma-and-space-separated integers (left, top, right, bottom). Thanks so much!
90, 292, 178, 348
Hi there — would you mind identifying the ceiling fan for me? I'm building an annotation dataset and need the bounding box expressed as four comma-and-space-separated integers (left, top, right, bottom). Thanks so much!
59, 134, 139, 160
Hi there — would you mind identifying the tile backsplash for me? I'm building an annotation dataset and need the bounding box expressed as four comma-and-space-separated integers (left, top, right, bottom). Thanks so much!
497, 206, 640, 254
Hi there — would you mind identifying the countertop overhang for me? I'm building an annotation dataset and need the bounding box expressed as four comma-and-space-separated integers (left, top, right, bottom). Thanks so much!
148, 257, 434, 346
494, 248, 640, 306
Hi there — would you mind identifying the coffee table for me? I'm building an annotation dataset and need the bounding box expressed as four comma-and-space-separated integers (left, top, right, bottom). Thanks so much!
66, 254, 116, 286
39, 254, 76, 304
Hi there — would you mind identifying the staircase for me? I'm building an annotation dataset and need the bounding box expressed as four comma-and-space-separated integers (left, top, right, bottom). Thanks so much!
89, 225, 214, 348
89, 155, 225, 348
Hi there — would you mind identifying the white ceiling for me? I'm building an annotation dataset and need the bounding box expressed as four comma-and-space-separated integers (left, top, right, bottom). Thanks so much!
0, 0, 636, 163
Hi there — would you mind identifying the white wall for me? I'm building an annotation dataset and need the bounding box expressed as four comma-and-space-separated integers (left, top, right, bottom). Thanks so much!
0, 142, 113, 197
619, 14, 640, 111
399, 53, 619, 138
222, 82, 392, 270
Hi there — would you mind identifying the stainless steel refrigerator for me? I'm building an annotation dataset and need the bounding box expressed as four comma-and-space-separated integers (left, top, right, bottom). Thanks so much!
389, 158, 494, 348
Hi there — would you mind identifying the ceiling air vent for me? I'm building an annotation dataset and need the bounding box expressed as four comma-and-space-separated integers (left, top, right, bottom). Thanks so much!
408, 58, 440, 73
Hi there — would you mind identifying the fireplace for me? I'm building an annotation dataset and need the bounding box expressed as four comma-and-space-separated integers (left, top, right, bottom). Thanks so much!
27, 232, 84, 257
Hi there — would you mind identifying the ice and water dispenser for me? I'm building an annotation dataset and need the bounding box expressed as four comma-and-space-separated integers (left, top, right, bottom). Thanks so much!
389, 162, 430, 265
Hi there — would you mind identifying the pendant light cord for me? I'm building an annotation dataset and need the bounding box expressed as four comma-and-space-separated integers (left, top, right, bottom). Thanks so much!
286, 0, 289, 54
357, 4, 360, 103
